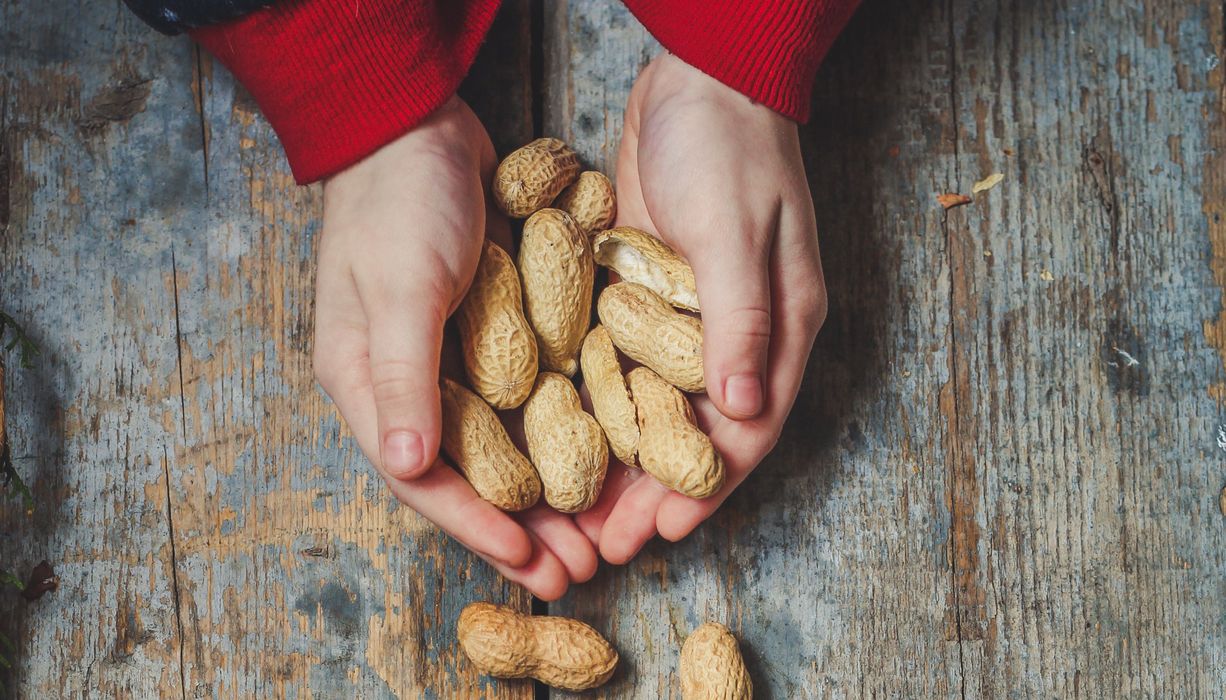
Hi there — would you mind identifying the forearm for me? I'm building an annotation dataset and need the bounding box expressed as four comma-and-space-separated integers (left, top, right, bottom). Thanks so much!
622, 0, 860, 122
126, 0, 502, 183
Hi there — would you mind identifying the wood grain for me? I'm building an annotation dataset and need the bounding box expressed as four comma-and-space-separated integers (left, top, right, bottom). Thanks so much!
0, 2, 535, 697
545, 0, 1226, 697
2, 0, 1224, 697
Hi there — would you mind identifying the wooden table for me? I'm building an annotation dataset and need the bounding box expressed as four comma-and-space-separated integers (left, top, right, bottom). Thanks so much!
2, 1, 1224, 696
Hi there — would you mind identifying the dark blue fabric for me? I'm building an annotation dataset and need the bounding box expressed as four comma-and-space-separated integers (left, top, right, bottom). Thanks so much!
123, 0, 277, 34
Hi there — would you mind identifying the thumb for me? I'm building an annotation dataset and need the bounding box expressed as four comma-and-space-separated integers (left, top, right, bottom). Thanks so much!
366, 292, 448, 480
689, 235, 772, 420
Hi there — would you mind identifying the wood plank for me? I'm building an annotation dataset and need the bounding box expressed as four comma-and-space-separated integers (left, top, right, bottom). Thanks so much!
1, 2, 537, 697
0, 4, 196, 696
943, 0, 1226, 694
545, 0, 1226, 697
172, 3, 536, 697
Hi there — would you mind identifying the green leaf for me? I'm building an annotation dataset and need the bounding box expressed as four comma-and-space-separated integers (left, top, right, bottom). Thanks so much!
0, 572, 22, 592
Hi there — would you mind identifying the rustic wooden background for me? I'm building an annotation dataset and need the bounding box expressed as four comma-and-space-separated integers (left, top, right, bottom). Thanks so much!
2, 0, 1224, 697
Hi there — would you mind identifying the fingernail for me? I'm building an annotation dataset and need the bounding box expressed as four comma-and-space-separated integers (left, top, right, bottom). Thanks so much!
723, 374, 763, 417
383, 430, 424, 478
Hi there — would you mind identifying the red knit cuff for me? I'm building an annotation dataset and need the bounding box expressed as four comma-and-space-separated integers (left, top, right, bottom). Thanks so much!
623, 0, 859, 123
191, 0, 502, 184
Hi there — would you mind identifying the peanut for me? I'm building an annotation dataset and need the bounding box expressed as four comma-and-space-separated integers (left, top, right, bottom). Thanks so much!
593, 226, 699, 311
456, 241, 538, 409
494, 138, 581, 218
523, 372, 609, 513
519, 208, 594, 376
458, 602, 619, 691
580, 325, 639, 467
627, 368, 724, 499
439, 378, 541, 511
553, 171, 617, 232
598, 282, 705, 393
679, 623, 753, 700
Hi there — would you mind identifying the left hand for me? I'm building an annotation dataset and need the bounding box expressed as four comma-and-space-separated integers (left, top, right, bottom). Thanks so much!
576, 53, 828, 563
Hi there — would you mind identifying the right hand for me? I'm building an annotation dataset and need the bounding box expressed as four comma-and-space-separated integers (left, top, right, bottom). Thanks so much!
312, 96, 596, 599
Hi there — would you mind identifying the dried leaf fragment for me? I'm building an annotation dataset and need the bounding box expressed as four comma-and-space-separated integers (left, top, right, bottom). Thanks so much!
937, 193, 972, 210
972, 172, 1005, 194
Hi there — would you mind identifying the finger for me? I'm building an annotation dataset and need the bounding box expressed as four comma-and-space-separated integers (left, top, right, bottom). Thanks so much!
656, 207, 825, 541
516, 504, 599, 584
573, 461, 642, 546
597, 474, 671, 564
686, 214, 775, 421
482, 532, 571, 602
316, 345, 534, 567
364, 283, 448, 480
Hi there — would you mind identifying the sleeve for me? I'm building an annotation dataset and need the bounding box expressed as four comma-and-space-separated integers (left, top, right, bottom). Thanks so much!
621, 0, 860, 123
189, 0, 503, 184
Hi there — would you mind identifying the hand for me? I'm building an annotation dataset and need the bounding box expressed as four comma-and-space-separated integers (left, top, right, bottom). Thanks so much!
313, 96, 596, 598
576, 54, 828, 563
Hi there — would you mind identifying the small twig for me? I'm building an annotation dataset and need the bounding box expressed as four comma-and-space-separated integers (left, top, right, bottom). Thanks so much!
0, 313, 38, 370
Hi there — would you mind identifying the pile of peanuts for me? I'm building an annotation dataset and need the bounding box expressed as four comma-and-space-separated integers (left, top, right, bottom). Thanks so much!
447, 139, 749, 696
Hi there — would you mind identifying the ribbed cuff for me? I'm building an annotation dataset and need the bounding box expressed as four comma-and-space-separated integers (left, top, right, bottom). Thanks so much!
191, 0, 503, 183
623, 0, 860, 123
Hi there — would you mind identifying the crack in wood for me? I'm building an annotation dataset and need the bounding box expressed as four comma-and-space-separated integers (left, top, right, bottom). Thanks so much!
167, 253, 188, 700
941, 4, 984, 699
191, 46, 211, 199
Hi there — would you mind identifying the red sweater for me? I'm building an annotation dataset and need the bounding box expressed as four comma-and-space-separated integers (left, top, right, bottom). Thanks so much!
191, 0, 859, 184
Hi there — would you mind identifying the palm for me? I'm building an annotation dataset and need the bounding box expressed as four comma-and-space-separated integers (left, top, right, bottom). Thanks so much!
575, 54, 827, 564
315, 97, 598, 599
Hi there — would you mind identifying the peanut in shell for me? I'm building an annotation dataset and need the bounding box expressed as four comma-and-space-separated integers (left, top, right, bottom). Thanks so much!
456, 241, 538, 409
627, 367, 724, 499
680, 622, 753, 700
553, 171, 617, 232
458, 602, 618, 691
523, 372, 609, 513
519, 208, 594, 377
580, 325, 639, 467
493, 138, 581, 218
439, 378, 541, 512
598, 282, 704, 393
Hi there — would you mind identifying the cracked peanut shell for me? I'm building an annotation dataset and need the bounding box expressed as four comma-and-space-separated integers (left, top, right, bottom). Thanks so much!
458, 602, 618, 691
519, 208, 594, 376
593, 226, 699, 311
598, 282, 704, 393
553, 171, 617, 232
580, 325, 639, 467
494, 138, 581, 218
523, 372, 609, 513
627, 368, 724, 499
439, 378, 541, 511
680, 622, 753, 700
456, 241, 538, 409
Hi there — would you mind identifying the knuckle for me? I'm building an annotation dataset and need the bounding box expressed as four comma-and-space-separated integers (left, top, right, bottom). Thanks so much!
724, 305, 772, 345
368, 360, 435, 406
794, 282, 829, 330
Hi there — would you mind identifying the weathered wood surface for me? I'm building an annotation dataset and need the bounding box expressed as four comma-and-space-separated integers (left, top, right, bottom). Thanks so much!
0, 2, 534, 697
546, 0, 1226, 697
2, 0, 1224, 698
